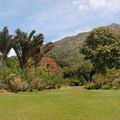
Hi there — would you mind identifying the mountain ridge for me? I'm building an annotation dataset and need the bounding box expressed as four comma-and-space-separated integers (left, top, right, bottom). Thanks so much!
52, 23, 120, 65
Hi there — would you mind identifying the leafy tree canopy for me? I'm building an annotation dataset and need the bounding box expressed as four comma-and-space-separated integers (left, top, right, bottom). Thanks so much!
81, 27, 120, 74
13, 29, 53, 70
0, 27, 12, 66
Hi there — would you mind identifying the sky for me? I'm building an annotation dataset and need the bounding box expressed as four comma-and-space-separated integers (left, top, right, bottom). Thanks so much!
0, 0, 120, 56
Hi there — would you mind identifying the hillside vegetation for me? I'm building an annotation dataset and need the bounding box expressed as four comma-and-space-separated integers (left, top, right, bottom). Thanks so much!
52, 23, 120, 65
0, 23, 120, 92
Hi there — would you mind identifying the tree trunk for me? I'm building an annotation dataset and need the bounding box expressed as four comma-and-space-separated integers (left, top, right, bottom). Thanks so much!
0, 56, 4, 67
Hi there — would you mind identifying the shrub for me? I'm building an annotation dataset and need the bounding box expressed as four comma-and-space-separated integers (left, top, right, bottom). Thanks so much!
112, 86, 120, 90
6, 74, 23, 92
90, 69, 120, 89
93, 74, 107, 86
0, 82, 6, 90
6, 74, 29, 92
0, 67, 20, 91
34, 66, 62, 89
111, 78, 120, 87
20, 81, 29, 92
63, 63, 91, 86
0, 67, 15, 80
69, 76, 87, 86
85, 82, 101, 90
101, 85, 111, 90
44, 72, 62, 89
30, 78, 46, 91
106, 69, 120, 84
69, 79, 81, 86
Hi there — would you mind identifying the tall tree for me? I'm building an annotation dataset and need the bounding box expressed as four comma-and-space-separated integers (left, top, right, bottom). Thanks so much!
13, 29, 53, 70
0, 27, 12, 66
81, 27, 120, 79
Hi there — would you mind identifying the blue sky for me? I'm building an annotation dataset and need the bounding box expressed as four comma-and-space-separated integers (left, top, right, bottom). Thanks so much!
0, 0, 120, 55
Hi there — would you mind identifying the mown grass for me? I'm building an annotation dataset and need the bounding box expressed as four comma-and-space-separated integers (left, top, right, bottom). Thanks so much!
0, 88, 120, 120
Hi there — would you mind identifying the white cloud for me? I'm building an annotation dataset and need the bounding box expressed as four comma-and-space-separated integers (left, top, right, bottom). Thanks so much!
0, 0, 119, 57
73, 0, 120, 11
79, 4, 88, 11
89, 0, 106, 9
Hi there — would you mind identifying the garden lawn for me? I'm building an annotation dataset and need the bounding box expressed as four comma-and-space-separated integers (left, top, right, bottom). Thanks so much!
0, 88, 120, 120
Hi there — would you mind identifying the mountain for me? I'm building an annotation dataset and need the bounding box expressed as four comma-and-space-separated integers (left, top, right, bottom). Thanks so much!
108, 23, 120, 32
52, 23, 120, 65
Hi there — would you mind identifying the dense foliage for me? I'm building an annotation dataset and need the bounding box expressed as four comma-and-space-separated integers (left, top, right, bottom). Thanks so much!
0, 25, 120, 92
13, 29, 53, 69
0, 27, 62, 92
81, 27, 120, 89
81, 27, 120, 74
0, 27, 12, 66
63, 61, 93, 86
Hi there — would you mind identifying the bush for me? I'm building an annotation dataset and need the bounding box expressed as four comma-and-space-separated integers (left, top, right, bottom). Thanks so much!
69, 79, 81, 86
106, 69, 120, 84
63, 63, 92, 86
93, 74, 107, 86
111, 78, 120, 88
85, 82, 101, 90
0, 82, 6, 90
6, 74, 29, 92
44, 73, 62, 89
6, 74, 23, 92
0, 67, 16, 80
101, 85, 111, 90
69, 76, 87, 86
34, 66, 62, 89
90, 69, 120, 89
30, 78, 46, 91
112, 86, 120, 90
20, 81, 29, 92
0, 67, 20, 91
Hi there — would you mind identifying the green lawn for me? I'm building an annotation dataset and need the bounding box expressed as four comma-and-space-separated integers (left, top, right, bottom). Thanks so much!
0, 88, 120, 120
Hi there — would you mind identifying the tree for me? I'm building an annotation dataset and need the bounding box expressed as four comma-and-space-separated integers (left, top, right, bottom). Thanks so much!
0, 27, 12, 66
13, 29, 54, 70
81, 27, 120, 76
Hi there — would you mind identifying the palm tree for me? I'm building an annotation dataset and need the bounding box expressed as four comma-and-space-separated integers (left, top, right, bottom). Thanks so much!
13, 29, 54, 70
0, 27, 12, 66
